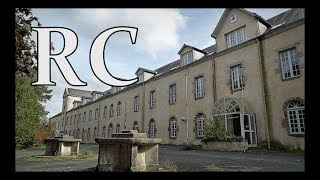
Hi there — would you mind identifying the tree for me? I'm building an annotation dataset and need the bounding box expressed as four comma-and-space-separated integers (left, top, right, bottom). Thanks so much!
15, 8, 53, 149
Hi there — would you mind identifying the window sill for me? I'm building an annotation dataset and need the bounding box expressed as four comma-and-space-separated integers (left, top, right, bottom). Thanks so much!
195, 96, 204, 100
282, 75, 301, 82
288, 133, 304, 138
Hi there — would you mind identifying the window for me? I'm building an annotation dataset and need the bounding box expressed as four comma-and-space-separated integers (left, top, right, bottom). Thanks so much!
138, 74, 144, 83
69, 117, 72, 125
117, 102, 121, 116
66, 118, 68, 126
95, 108, 99, 120
78, 114, 81, 124
180, 51, 193, 66
82, 129, 85, 140
110, 104, 114, 117
148, 119, 156, 138
93, 127, 97, 139
169, 117, 177, 138
195, 76, 204, 98
150, 90, 156, 108
77, 129, 80, 139
103, 106, 107, 119
134, 96, 139, 112
287, 100, 305, 134
73, 130, 75, 137
89, 110, 92, 121
196, 114, 205, 138
108, 124, 114, 138
169, 84, 176, 104
280, 48, 300, 79
87, 128, 91, 140
133, 121, 139, 132
230, 65, 243, 90
102, 126, 106, 138
225, 26, 246, 48
74, 115, 77, 124
83, 112, 86, 123
116, 124, 121, 133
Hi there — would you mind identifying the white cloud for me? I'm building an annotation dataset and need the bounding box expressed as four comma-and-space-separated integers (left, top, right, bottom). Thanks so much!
73, 9, 186, 59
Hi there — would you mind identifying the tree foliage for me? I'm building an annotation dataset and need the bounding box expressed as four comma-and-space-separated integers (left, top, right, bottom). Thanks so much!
34, 121, 54, 147
15, 8, 41, 77
15, 8, 53, 149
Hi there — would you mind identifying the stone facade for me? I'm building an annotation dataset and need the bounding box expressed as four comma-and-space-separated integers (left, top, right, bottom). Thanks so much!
49, 9, 305, 150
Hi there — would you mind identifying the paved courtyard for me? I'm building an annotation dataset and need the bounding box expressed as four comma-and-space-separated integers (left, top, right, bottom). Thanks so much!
15, 144, 304, 172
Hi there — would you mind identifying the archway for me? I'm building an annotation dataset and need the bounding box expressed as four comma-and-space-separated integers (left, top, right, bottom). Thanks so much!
212, 96, 257, 147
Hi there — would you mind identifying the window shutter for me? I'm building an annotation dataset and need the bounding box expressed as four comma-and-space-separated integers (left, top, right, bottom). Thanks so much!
194, 120, 197, 133
177, 124, 179, 132
155, 92, 157, 107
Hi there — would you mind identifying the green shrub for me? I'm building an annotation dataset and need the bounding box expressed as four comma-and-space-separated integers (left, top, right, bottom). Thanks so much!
202, 115, 238, 142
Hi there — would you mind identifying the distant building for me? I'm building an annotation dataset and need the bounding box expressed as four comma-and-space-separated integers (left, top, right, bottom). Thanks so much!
50, 8, 305, 149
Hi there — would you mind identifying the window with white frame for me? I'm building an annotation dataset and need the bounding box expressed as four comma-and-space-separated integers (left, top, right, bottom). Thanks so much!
78, 114, 81, 124
93, 127, 97, 139
150, 90, 156, 108
83, 112, 86, 123
108, 124, 113, 138
196, 114, 205, 138
89, 110, 92, 121
170, 117, 177, 138
287, 100, 305, 134
280, 48, 300, 79
87, 128, 91, 140
77, 128, 80, 139
117, 102, 121, 116
103, 106, 107, 119
180, 51, 193, 66
225, 26, 246, 48
116, 124, 120, 133
110, 104, 114, 117
195, 76, 204, 98
134, 96, 139, 112
149, 119, 156, 138
230, 65, 243, 90
169, 84, 176, 104
133, 121, 139, 132
82, 129, 85, 140
95, 108, 99, 120
102, 126, 106, 138
138, 74, 144, 83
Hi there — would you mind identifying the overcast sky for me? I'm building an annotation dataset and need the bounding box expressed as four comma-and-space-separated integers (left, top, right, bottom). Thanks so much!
31, 8, 290, 118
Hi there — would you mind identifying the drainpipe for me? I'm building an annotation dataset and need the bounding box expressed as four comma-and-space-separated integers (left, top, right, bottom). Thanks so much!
256, 37, 271, 149
98, 100, 101, 137
185, 73, 189, 146
142, 82, 145, 133
212, 58, 217, 103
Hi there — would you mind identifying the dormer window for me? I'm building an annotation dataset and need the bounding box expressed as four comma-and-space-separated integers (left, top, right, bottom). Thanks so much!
225, 26, 246, 48
180, 51, 193, 66
138, 74, 144, 83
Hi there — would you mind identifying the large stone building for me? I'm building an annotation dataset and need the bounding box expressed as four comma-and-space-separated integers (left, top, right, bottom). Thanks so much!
50, 8, 305, 150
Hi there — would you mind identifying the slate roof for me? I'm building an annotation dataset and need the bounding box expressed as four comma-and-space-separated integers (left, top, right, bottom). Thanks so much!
267, 8, 305, 26
64, 88, 93, 98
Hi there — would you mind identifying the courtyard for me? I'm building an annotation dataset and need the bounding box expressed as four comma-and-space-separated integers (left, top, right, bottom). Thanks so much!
15, 144, 304, 172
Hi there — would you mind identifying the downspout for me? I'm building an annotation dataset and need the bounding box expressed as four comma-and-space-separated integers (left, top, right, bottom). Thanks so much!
256, 37, 271, 149
212, 58, 217, 103
98, 100, 101, 137
141, 82, 145, 133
